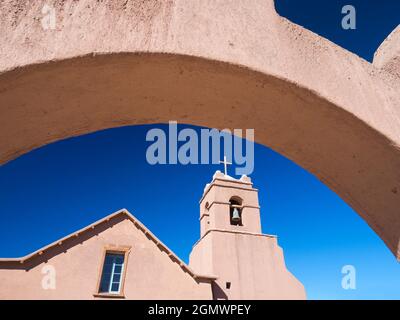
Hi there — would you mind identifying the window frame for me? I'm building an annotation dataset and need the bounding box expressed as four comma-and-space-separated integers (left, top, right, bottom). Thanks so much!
94, 245, 131, 298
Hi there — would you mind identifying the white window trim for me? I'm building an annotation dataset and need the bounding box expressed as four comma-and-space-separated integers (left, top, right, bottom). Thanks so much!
108, 255, 124, 294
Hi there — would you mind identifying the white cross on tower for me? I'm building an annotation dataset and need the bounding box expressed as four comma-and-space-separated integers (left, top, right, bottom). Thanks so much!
219, 155, 232, 176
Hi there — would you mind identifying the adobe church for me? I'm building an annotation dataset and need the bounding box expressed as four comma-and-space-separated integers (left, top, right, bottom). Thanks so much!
0, 171, 305, 299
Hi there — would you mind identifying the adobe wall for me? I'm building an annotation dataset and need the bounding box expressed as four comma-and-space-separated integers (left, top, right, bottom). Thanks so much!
0, 215, 212, 299
190, 230, 305, 299
0, 0, 400, 259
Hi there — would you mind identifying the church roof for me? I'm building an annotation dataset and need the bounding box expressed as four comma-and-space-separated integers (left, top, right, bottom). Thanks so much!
0, 209, 217, 282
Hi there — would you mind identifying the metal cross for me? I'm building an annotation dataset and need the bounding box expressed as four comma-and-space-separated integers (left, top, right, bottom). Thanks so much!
219, 155, 232, 176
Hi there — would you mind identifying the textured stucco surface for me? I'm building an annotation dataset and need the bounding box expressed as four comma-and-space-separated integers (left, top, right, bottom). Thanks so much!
0, 213, 213, 299
374, 26, 400, 78
0, 0, 400, 259
190, 173, 305, 299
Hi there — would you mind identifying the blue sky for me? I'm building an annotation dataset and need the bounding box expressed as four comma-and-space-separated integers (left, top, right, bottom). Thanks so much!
0, 1, 399, 299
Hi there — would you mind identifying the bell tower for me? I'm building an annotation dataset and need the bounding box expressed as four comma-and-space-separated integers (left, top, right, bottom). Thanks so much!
189, 171, 306, 300
199, 170, 261, 238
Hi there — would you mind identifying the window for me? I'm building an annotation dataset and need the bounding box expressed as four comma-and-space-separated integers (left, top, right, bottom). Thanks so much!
99, 253, 125, 294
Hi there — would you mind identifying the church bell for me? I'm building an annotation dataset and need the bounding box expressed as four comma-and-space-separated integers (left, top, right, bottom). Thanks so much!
232, 207, 241, 222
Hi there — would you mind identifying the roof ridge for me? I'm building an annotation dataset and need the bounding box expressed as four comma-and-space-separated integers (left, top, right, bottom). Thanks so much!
0, 209, 217, 282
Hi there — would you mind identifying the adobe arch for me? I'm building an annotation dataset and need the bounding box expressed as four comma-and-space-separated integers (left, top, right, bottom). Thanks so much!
0, 0, 400, 259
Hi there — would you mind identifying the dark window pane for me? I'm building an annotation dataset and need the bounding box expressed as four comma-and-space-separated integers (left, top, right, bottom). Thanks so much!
98, 252, 125, 293
115, 256, 124, 264
113, 273, 121, 282
104, 255, 114, 265
114, 265, 122, 274
111, 282, 120, 292
99, 272, 111, 293
102, 263, 113, 274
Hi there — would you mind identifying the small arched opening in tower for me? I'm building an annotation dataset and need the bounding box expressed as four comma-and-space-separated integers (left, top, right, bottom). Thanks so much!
229, 197, 243, 226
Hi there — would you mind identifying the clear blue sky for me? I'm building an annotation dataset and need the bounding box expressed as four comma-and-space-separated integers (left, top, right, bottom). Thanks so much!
0, 1, 399, 299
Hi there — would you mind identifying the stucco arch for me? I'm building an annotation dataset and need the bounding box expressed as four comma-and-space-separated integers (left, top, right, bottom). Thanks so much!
0, 0, 400, 259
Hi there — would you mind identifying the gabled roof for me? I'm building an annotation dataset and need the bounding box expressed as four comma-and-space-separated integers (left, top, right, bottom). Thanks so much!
0, 209, 217, 282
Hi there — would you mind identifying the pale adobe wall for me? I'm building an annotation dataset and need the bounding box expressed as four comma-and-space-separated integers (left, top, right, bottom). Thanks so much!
190, 231, 305, 300
189, 233, 214, 278
374, 26, 400, 78
1, 0, 400, 259
0, 216, 212, 299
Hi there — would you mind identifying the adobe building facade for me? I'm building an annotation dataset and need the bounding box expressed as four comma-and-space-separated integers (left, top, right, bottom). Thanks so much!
0, 0, 400, 260
0, 211, 214, 300
0, 172, 305, 299
190, 171, 305, 299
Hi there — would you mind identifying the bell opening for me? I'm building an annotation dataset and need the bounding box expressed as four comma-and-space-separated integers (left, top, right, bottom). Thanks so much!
229, 198, 243, 226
